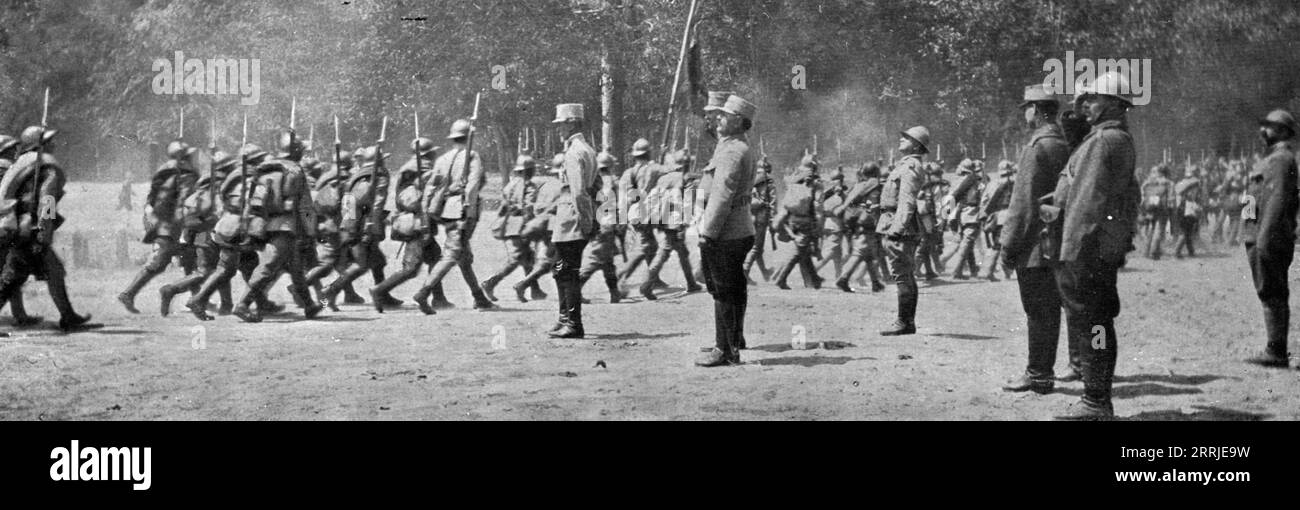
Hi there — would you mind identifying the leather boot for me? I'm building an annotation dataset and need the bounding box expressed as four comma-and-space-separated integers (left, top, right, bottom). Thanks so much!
773, 256, 798, 290
118, 269, 159, 314
291, 285, 323, 319
1247, 305, 1291, 367
460, 263, 496, 310
640, 249, 670, 300
981, 249, 1002, 281
679, 251, 702, 293
429, 282, 454, 309
411, 286, 436, 315
605, 275, 622, 304
480, 273, 504, 302
342, 280, 365, 304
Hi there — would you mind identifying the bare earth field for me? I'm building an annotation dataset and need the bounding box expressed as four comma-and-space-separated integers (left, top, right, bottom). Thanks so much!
1, 183, 1297, 421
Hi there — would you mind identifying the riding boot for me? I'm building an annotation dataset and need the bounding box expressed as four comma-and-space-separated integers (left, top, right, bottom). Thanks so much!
117, 268, 160, 313
640, 249, 671, 300
773, 256, 798, 290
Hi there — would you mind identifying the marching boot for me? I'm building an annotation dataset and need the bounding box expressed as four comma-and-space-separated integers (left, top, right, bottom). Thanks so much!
837, 255, 863, 292
865, 258, 886, 292
1056, 319, 1115, 420
605, 274, 622, 304
521, 262, 548, 300
291, 285, 323, 319
981, 249, 1002, 281
459, 263, 496, 310
342, 281, 365, 304
773, 257, 798, 290
317, 279, 347, 310
8, 292, 42, 327
799, 256, 822, 289
117, 269, 159, 314
411, 285, 436, 315
480, 273, 504, 302
287, 283, 308, 309
880, 289, 918, 336
640, 249, 671, 300
1246, 305, 1291, 367
679, 252, 702, 293
514, 262, 551, 303
48, 275, 99, 332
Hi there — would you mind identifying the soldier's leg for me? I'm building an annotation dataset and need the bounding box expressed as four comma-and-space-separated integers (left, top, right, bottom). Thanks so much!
640, 228, 676, 300
160, 243, 217, 316
836, 232, 866, 292
980, 227, 1003, 280
368, 237, 424, 312
951, 225, 977, 278
118, 236, 178, 313
1054, 258, 1120, 419
0, 248, 33, 323
513, 239, 555, 303
38, 248, 92, 329
452, 220, 493, 309
1246, 243, 1293, 364
414, 222, 464, 308
237, 235, 293, 322
551, 239, 589, 336
0, 246, 39, 326
319, 237, 370, 307
673, 230, 701, 292
1019, 266, 1064, 384
482, 238, 524, 302
186, 246, 241, 320
880, 236, 918, 335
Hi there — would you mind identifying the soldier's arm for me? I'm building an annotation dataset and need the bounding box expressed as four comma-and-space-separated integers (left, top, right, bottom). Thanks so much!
698, 147, 743, 240
465, 152, 484, 206
890, 165, 922, 234
835, 182, 865, 216
1256, 154, 1294, 250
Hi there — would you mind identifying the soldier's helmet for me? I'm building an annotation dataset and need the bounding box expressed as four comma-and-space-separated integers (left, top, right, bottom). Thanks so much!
900, 125, 931, 152
301, 156, 323, 176
166, 140, 196, 160
596, 151, 617, 170
926, 162, 944, 176
336, 150, 354, 169
19, 126, 57, 151
630, 138, 651, 158
0, 135, 18, 157
513, 154, 537, 173
412, 137, 438, 157
354, 146, 390, 164
1075, 71, 1133, 106
957, 158, 976, 175
241, 143, 269, 164
860, 162, 881, 179
210, 151, 238, 173
1260, 109, 1299, 138
549, 153, 565, 173
447, 119, 472, 140
276, 131, 304, 159
998, 160, 1015, 175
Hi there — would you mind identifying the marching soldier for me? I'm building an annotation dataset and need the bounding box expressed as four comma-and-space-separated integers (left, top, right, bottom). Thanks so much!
159, 150, 239, 316
1047, 71, 1140, 420
877, 126, 930, 336
577, 151, 624, 303
1139, 164, 1175, 259
979, 160, 1015, 280
303, 150, 372, 307
617, 138, 665, 290
409, 119, 495, 312
118, 140, 200, 313
814, 167, 848, 281
370, 138, 446, 313
1000, 84, 1076, 395
914, 163, 946, 280
695, 95, 758, 367
1218, 164, 1246, 246
510, 154, 565, 302
0, 126, 98, 331
0, 134, 40, 326
184, 144, 270, 320
545, 103, 598, 338
480, 154, 540, 302
1172, 170, 1201, 258
742, 158, 776, 284
640, 149, 703, 300
771, 154, 823, 290
232, 131, 323, 323
833, 162, 886, 292
943, 158, 983, 279
318, 144, 401, 308
1242, 109, 1299, 368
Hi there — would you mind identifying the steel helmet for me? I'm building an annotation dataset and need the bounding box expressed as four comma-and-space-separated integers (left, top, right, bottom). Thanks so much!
513, 154, 537, 172
630, 138, 651, 158
20, 126, 57, 151
210, 150, 238, 172
276, 130, 304, 159
240, 143, 268, 163
0, 135, 18, 157
1260, 109, 1299, 137
166, 140, 196, 160
596, 151, 617, 170
900, 126, 931, 151
447, 119, 472, 140
412, 136, 438, 156
1076, 71, 1133, 106
957, 158, 976, 174
335, 149, 354, 168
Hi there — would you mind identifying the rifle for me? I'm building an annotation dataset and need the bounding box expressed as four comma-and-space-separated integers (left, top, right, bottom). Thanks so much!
208, 116, 218, 212
239, 112, 254, 240
656, 0, 700, 162
457, 93, 481, 217
33, 87, 54, 251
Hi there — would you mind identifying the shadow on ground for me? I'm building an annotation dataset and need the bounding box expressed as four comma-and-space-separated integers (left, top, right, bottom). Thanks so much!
1126, 405, 1271, 421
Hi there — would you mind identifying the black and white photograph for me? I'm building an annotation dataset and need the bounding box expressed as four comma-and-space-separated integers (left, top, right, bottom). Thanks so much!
1, 0, 1297, 492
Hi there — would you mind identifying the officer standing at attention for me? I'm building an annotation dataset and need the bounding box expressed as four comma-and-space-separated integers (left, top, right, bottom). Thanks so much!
547, 103, 598, 338
1048, 72, 1140, 420
1001, 84, 1076, 394
1242, 109, 1299, 368
877, 126, 930, 336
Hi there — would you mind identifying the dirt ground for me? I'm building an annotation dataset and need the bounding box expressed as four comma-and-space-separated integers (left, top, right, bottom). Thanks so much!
1, 183, 1298, 421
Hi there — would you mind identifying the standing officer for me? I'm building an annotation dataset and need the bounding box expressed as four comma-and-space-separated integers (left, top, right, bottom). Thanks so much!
547, 103, 598, 338
1001, 84, 1076, 394
742, 158, 776, 284
617, 138, 664, 289
1048, 72, 1140, 420
944, 158, 983, 279
771, 154, 823, 289
1242, 109, 1299, 368
695, 95, 757, 367
577, 151, 625, 303
410, 119, 495, 312
481, 154, 540, 302
0, 126, 97, 331
834, 162, 886, 292
118, 140, 199, 313
979, 160, 1015, 280
640, 149, 702, 299
877, 126, 930, 336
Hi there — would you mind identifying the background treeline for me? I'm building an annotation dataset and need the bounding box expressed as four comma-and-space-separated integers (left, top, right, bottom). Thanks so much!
1, 0, 1297, 180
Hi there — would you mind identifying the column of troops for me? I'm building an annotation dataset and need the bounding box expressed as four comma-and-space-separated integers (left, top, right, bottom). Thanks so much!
5, 72, 1297, 418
